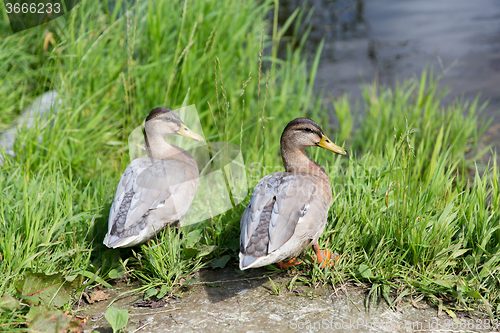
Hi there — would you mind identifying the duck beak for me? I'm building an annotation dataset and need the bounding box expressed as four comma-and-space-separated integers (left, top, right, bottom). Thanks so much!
317, 134, 347, 155
176, 124, 205, 141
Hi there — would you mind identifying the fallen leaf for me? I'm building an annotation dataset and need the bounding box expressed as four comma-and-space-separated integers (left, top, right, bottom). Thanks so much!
16, 271, 81, 308
28, 309, 84, 333
74, 314, 88, 325
84, 290, 109, 304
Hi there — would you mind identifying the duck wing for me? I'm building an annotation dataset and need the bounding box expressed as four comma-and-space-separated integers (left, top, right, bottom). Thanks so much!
106, 158, 190, 240
240, 173, 317, 265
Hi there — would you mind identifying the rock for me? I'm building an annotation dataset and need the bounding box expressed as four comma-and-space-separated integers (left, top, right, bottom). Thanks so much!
0, 90, 61, 164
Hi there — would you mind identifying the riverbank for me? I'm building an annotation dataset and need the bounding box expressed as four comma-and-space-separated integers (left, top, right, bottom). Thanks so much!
0, 1, 499, 331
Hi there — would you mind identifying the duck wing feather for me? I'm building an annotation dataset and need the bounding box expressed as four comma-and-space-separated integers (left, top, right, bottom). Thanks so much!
240, 173, 317, 258
107, 158, 190, 235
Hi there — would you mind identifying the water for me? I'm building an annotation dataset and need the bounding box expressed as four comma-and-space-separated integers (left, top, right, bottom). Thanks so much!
283, 0, 500, 147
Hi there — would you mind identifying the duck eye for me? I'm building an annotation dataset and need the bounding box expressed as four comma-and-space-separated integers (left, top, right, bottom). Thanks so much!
304, 128, 312, 132
165, 116, 171, 120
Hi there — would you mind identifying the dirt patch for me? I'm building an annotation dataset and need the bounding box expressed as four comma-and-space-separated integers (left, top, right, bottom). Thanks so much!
77, 265, 494, 333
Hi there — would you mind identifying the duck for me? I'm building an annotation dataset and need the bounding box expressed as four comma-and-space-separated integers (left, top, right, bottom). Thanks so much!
104, 107, 204, 248
239, 118, 347, 270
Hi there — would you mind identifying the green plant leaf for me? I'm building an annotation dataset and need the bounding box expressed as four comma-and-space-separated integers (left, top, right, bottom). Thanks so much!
467, 290, 482, 299
15, 271, 80, 308
0, 294, 20, 310
157, 285, 169, 299
108, 268, 126, 279
81, 270, 113, 289
210, 255, 231, 269
381, 284, 393, 309
197, 245, 218, 258
101, 250, 122, 273
185, 229, 202, 247
182, 247, 199, 259
104, 306, 129, 333
358, 264, 374, 279
145, 288, 158, 298
433, 279, 452, 289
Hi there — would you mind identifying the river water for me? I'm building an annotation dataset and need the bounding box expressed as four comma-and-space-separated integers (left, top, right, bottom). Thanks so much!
283, 0, 500, 148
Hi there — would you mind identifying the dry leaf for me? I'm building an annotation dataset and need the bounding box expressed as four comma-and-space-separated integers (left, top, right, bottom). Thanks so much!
83, 290, 109, 304
43, 32, 56, 51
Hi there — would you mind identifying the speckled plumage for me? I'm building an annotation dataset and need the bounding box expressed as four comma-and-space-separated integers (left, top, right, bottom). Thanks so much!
239, 118, 346, 270
239, 173, 331, 269
104, 108, 203, 248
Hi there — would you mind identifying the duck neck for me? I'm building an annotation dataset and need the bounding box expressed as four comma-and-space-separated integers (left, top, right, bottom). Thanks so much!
281, 146, 329, 182
145, 133, 182, 161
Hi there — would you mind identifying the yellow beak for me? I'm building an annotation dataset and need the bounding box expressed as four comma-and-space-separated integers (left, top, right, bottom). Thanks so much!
317, 134, 347, 155
176, 124, 205, 142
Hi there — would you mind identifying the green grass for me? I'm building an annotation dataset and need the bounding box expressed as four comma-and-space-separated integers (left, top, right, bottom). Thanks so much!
318, 74, 499, 315
0, 12, 52, 129
0, 0, 499, 329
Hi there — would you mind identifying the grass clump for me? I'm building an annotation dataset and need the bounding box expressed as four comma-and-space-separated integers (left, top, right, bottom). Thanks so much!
0, 0, 498, 330
0, 8, 54, 129
314, 71, 499, 315
132, 227, 206, 297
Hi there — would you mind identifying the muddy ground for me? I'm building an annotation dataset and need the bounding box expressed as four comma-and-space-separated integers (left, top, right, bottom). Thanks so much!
78, 265, 495, 333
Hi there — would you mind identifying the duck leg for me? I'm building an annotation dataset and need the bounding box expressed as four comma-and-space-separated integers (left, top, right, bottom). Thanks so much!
276, 257, 302, 269
312, 244, 340, 268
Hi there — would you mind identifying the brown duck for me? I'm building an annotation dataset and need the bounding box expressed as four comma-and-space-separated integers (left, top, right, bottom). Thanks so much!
239, 118, 347, 269
104, 107, 204, 248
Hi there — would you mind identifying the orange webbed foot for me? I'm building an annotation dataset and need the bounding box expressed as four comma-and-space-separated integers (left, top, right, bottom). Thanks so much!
312, 244, 340, 268
276, 257, 302, 269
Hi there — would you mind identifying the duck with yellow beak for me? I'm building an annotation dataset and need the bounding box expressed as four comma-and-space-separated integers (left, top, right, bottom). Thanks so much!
239, 118, 347, 269
104, 107, 204, 248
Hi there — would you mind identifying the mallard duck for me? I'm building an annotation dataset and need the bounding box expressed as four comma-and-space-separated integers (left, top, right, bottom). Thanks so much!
239, 118, 347, 269
104, 107, 204, 248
